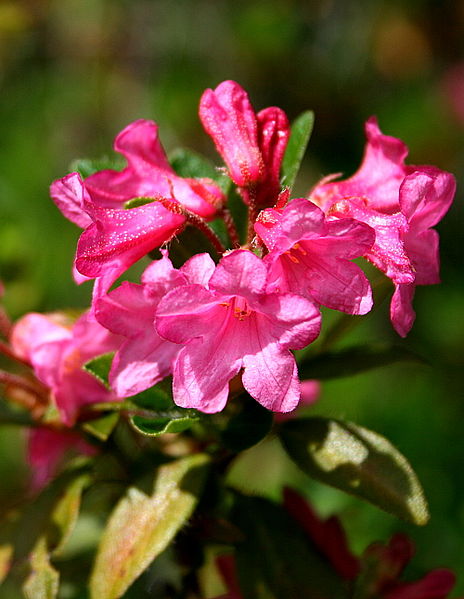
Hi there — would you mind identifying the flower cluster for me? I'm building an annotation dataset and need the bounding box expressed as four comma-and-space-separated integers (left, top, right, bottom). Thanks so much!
46, 80, 454, 417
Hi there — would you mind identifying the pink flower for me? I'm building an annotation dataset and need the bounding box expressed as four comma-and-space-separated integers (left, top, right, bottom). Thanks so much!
11, 311, 121, 426
83, 119, 223, 217
200, 81, 289, 206
94, 251, 215, 397
51, 172, 185, 295
364, 534, 457, 599
311, 117, 455, 335
156, 249, 321, 413
27, 428, 96, 491
50, 119, 225, 291
255, 198, 375, 315
390, 168, 455, 336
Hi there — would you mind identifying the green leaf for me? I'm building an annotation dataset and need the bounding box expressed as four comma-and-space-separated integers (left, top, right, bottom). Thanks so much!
82, 412, 119, 441
221, 396, 273, 452
298, 343, 425, 380
22, 537, 59, 599
279, 417, 429, 525
130, 412, 199, 437
232, 495, 347, 599
281, 111, 314, 190
0, 544, 13, 585
131, 384, 173, 411
169, 147, 231, 193
69, 157, 124, 179
90, 454, 210, 599
83, 352, 114, 388
49, 473, 91, 557
166, 225, 220, 268
123, 197, 156, 209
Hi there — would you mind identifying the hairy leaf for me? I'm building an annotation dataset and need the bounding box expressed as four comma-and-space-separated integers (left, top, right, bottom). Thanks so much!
279, 418, 429, 525
90, 454, 210, 599
82, 412, 119, 441
23, 537, 59, 599
83, 352, 114, 388
130, 412, 199, 436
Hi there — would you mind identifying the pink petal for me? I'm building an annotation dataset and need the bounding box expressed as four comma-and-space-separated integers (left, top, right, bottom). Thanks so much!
95, 282, 156, 338
11, 313, 71, 363
110, 331, 178, 397
390, 283, 416, 338
156, 285, 222, 344
311, 116, 408, 214
141, 251, 188, 298
209, 250, 268, 297
172, 338, 241, 413
400, 168, 456, 229
405, 229, 440, 286
242, 340, 300, 412
256, 292, 321, 349
384, 569, 456, 599
304, 255, 373, 314
199, 80, 264, 187
75, 202, 185, 279
330, 199, 414, 285
85, 120, 222, 218
271, 198, 326, 249
180, 252, 216, 286
27, 428, 96, 490
50, 173, 93, 228
113, 119, 172, 173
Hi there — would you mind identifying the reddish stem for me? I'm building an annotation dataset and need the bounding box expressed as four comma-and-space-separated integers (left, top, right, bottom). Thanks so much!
0, 341, 30, 367
221, 208, 241, 248
159, 199, 227, 256
244, 185, 259, 245
0, 308, 12, 338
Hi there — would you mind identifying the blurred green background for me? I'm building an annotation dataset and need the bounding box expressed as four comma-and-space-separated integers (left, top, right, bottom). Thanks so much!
0, 0, 463, 595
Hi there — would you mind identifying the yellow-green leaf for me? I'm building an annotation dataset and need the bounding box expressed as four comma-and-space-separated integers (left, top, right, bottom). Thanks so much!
23, 537, 59, 599
50, 473, 91, 556
90, 453, 210, 599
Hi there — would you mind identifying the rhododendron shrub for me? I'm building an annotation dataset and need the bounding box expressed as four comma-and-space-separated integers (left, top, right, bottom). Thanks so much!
0, 81, 458, 598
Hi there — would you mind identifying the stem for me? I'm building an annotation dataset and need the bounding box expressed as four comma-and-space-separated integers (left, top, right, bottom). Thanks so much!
0, 307, 12, 338
0, 370, 49, 416
159, 199, 227, 256
221, 208, 241, 248
0, 370, 45, 396
0, 341, 29, 366
244, 185, 259, 245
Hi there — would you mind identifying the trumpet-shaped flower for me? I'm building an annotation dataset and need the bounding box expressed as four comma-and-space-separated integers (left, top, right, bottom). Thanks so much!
83, 119, 223, 218
199, 80, 289, 206
51, 172, 185, 295
311, 117, 455, 335
50, 120, 225, 292
11, 311, 120, 426
255, 198, 375, 314
156, 250, 321, 413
